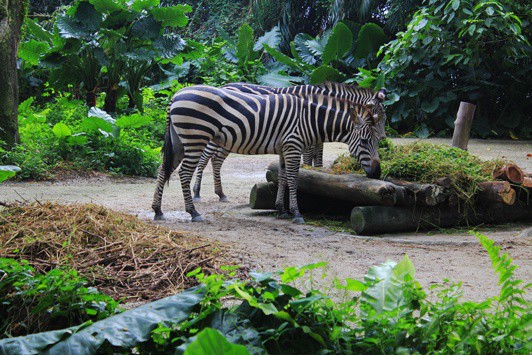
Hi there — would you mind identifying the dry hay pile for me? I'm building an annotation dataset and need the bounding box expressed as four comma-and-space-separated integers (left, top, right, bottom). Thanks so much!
0, 202, 240, 301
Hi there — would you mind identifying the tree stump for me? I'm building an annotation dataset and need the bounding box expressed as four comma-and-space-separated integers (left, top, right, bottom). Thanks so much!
451, 102, 476, 150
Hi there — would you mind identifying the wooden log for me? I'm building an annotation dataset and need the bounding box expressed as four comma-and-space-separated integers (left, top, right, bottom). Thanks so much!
267, 162, 397, 206
523, 177, 532, 188
493, 164, 525, 184
350, 203, 532, 235
250, 181, 355, 215
451, 101, 476, 150
477, 181, 516, 205
386, 179, 448, 206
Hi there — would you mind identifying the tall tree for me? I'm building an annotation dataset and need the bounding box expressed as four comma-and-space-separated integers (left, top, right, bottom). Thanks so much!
0, 0, 25, 149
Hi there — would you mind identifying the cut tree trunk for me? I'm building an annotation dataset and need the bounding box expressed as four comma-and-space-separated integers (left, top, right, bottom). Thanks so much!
250, 182, 355, 214
267, 162, 397, 206
451, 101, 476, 150
386, 179, 448, 206
477, 181, 516, 205
350, 203, 532, 235
0, 0, 24, 149
523, 177, 532, 188
493, 164, 525, 185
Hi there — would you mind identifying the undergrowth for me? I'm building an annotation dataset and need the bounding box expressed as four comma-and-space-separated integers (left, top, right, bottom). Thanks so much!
0, 258, 120, 337
332, 140, 507, 206
0, 234, 529, 353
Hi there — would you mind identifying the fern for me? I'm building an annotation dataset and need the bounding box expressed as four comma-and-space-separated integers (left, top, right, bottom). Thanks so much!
475, 232, 531, 352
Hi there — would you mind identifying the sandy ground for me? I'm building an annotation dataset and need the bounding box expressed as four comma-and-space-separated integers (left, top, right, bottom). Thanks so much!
1, 138, 531, 302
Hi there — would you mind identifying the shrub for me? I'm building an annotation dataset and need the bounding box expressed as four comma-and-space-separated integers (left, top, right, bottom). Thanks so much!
0, 258, 119, 337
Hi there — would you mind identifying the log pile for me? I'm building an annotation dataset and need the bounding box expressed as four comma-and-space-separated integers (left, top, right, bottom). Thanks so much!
250, 162, 532, 235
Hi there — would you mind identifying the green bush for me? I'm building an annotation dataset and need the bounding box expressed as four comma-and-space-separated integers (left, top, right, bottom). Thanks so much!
0, 90, 165, 180
0, 258, 119, 337
368, 0, 531, 138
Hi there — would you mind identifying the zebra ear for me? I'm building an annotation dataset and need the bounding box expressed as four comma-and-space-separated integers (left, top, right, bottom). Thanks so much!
377, 89, 387, 101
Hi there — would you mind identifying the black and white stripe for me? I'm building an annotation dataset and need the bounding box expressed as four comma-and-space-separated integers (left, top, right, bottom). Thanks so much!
191, 82, 387, 201
152, 85, 383, 224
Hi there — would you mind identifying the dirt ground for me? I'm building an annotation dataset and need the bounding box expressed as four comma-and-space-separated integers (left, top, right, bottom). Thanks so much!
1, 138, 531, 302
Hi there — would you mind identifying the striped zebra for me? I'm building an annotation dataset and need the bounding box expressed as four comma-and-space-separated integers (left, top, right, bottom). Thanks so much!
151, 85, 384, 224
191, 82, 387, 202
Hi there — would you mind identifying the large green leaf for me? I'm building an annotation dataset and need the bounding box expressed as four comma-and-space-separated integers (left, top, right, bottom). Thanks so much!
253, 25, 280, 52
74, 1, 102, 33
293, 33, 317, 65
88, 0, 126, 14
257, 70, 303, 87
353, 23, 387, 59
25, 19, 54, 43
55, 16, 91, 39
130, 14, 161, 40
361, 255, 416, 315
322, 22, 353, 65
150, 4, 192, 28
263, 44, 304, 72
236, 24, 256, 65
52, 122, 72, 138
309, 66, 345, 84
184, 328, 250, 355
0, 166, 21, 183
0, 287, 205, 354
19, 40, 49, 66
131, 0, 160, 12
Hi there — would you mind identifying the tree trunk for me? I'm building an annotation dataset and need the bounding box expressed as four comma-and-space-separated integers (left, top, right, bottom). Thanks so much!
477, 181, 516, 205
350, 203, 532, 235
451, 101, 476, 150
0, 0, 24, 149
267, 162, 397, 206
104, 87, 118, 113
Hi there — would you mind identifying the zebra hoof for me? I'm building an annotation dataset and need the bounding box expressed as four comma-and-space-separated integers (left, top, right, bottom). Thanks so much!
292, 216, 305, 224
154, 213, 165, 221
277, 212, 291, 220
219, 195, 229, 202
191, 215, 205, 222
192, 196, 201, 202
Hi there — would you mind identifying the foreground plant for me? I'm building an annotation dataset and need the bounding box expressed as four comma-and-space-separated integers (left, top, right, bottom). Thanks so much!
0, 234, 529, 353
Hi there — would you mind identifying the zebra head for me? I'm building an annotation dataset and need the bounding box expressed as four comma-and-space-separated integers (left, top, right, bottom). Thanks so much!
347, 105, 382, 179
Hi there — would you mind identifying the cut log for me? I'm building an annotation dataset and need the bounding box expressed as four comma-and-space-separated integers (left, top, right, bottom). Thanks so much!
386, 179, 448, 206
351, 203, 532, 235
250, 182, 355, 214
451, 101, 476, 150
250, 182, 278, 210
477, 181, 516, 205
493, 164, 525, 184
267, 162, 397, 206
523, 177, 532, 188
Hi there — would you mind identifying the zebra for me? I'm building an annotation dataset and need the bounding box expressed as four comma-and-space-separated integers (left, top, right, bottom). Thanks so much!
151, 85, 384, 224
191, 82, 387, 202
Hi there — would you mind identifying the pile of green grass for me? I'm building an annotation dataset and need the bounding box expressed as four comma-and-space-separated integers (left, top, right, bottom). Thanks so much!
332, 140, 506, 205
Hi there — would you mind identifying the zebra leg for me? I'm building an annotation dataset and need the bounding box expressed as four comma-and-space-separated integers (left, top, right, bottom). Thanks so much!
152, 140, 184, 220
193, 143, 216, 202
179, 152, 206, 222
275, 154, 290, 219
302, 146, 314, 166
285, 151, 304, 224
313, 143, 324, 168
212, 148, 230, 202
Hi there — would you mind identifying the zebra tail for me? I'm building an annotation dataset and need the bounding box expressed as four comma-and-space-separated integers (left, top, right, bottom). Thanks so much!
162, 126, 174, 185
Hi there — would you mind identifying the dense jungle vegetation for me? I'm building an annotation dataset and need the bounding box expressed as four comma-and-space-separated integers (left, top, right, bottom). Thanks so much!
0, 0, 530, 179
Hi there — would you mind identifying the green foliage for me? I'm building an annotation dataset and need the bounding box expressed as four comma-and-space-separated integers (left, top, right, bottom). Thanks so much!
0, 258, 119, 337
0, 166, 21, 183
1, 235, 529, 353
20, 0, 193, 111
365, 0, 531, 138
260, 21, 387, 87
1, 90, 165, 179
